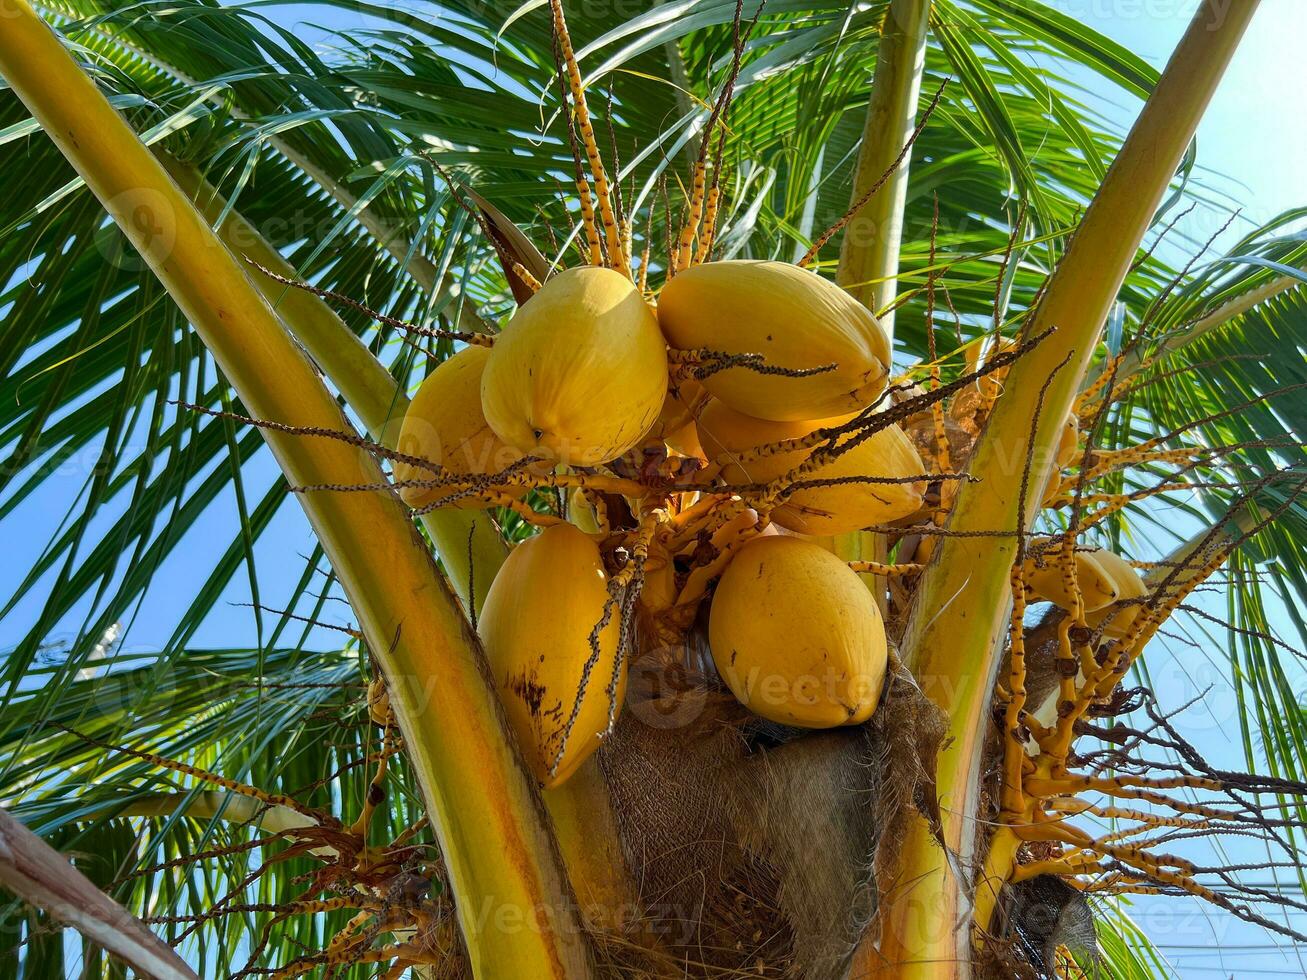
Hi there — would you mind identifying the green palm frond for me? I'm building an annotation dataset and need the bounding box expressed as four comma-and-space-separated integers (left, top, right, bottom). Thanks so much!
1, 643, 428, 976
1087, 899, 1176, 979
1124, 246, 1307, 794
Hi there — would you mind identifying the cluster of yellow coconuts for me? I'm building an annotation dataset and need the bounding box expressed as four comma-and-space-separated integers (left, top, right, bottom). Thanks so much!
394, 259, 925, 787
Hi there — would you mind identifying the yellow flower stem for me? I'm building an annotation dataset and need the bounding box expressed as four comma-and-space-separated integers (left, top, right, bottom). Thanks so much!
971, 824, 1022, 940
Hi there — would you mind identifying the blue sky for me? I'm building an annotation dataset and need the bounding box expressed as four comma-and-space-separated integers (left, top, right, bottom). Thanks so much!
1079, 0, 1306, 247
1, 1, 1305, 976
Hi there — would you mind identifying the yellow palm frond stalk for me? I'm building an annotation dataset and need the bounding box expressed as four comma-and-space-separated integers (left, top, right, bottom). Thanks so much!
864, 3, 1262, 976
835, 0, 932, 329
161, 157, 508, 613
832, 0, 933, 605
0, 7, 591, 976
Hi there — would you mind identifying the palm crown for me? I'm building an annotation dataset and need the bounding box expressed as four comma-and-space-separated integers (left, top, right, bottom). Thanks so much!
1, 1, 1304, 977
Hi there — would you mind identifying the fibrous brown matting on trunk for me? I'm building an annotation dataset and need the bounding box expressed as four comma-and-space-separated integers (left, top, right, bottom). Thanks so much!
596, 645, 947, 978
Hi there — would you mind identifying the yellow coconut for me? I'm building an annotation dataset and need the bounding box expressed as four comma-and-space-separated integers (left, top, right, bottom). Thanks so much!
1021, 538, 1119, 612
366, 676, 391, 727
478, 523, 624, 788
1040, 415, 1082, 506
696, 399, 926, 535
665, 416, 705, 461
481, 267, 669, 466
708, 536, 887, 727
393, 346, 534, 509
1085, 549, 1150, 639
657, 260, 891, 422
567, 484, 603, 534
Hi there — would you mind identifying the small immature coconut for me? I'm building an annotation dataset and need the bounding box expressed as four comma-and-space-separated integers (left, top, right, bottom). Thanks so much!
393, 346, 532, 509
637, 538, 679, 619
1084, 549, 1149, 639
366, 676, 391, 727
708, 536, 887, 728
664, 416, 705, 461
657, 260, 891, 422
900, 393, 974, 469
481, 267, 669, 466
478, 523, 625, 788
1021, 538, 1119, 612
1041, 415, 1082, 505
697, 399, 926, 535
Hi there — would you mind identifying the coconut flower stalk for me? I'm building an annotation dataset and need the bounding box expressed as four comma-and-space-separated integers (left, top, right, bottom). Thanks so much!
0, 5, 590, 977
869, 3, 1262, 976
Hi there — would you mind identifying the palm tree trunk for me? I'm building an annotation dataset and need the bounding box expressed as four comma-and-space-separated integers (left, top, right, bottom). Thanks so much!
866, 3, 1261, 976
0, 7, 591, 976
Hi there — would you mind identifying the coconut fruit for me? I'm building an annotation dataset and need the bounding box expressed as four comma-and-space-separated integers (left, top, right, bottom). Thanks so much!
708, 536, 887, 727
696, 399, 926, 535
393, 346, 533, 509
1084, 549, 1149, 639
478, 522, 625, 788
1041, 415, 1082, 506
481, 266, 669, 466
657, 260, 891, 422
1021, 538, 1119, 612
637, 537, 679, 619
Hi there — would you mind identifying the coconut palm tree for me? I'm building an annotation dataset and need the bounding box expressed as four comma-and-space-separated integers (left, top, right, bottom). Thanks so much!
0, 0, 1304, 977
